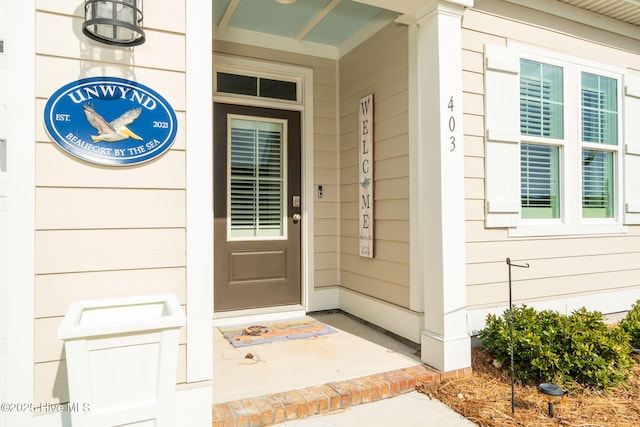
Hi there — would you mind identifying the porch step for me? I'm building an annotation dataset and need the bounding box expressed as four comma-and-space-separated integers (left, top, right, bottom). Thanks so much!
211, 364, 472, 426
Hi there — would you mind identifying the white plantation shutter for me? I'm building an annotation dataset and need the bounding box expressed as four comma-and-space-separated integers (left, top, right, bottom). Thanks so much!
521, 143, 560, 219
582, 75, 617, 146
580, 73, 617, 219
624, 72, 640, 224
484, 44, 521, 227
229, 118, 285, 238
519, 60, 563, 220
582, 149, 614, 218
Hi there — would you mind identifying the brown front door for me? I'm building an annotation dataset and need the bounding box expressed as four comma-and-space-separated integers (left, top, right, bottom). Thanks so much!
214, 103, 302, 311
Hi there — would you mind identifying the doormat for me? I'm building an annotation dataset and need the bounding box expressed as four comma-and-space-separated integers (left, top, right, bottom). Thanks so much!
219, 317, 338, 348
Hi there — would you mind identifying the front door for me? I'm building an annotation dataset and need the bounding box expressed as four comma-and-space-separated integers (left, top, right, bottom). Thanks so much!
214, 103, 302, 311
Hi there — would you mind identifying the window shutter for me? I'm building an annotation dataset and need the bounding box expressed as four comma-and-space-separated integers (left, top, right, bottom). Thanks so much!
484, 44, 521, 227
521, 143, 560, 219
229, 119, 284, 237
624, 71, 640, 225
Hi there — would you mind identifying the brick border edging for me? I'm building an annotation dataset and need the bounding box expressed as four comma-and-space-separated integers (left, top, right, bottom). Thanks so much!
212, 365, 472, 427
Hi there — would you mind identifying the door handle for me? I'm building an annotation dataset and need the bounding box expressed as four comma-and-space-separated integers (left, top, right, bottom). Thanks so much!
293, 213, 301, 223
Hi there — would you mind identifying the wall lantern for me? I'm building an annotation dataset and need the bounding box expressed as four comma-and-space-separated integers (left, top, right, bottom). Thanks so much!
82, 0, 145, 47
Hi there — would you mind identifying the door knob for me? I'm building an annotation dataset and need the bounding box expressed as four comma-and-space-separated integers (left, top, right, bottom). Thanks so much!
293, 213, 302, 223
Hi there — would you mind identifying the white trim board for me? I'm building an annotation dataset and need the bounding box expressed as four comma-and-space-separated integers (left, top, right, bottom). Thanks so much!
338, 288, 423, 344
308, 286, 339, 313
467, 287, 640, 336
213, 306, 307, 328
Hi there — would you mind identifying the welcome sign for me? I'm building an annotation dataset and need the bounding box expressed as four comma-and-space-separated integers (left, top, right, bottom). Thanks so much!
359, 94, 374, 258
44, 77, 177, 166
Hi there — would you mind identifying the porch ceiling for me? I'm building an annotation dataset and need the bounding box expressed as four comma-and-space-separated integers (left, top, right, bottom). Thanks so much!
213, 0, 399, 55
213, 0, 400, 53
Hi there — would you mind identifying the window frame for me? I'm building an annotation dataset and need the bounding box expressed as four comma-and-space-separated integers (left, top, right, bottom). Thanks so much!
507, 44, 626, 237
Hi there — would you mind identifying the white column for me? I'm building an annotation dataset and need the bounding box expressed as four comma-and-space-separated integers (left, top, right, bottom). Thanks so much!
0, 1, 8, 418
416, 0, 471, 372
175, 1, 214, 424
186, 0, 214, 383
4, 2, 36, 426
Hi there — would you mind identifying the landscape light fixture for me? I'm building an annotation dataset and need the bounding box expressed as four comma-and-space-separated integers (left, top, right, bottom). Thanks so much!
538, 383, 567, 417
83, 0, 145, 46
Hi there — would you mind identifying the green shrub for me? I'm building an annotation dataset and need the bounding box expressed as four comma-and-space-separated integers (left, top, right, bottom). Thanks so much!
479, 305, 633, 390
619, 300, 640, 349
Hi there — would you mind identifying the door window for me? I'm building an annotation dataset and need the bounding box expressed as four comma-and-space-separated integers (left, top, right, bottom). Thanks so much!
227, 116, 287, 239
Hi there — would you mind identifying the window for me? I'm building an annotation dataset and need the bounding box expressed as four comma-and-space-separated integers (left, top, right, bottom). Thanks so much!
518, 57, 622, 227
483, 43, 635, 234
217, 72, 298, 101
519, 59, 563, 220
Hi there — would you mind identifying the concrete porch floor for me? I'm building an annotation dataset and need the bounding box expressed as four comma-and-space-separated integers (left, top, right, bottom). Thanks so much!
212, 310, 474, 426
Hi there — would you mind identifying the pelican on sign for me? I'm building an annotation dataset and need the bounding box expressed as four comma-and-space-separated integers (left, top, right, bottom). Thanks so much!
82, 103, 143, 142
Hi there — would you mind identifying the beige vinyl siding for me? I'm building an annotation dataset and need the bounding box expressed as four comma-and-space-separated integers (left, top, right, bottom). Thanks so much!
35, 188, 186, 229
338, 23, 410, 308
34, 3, 187, 405
463, 0, 640, 312
213, 41, 340, 288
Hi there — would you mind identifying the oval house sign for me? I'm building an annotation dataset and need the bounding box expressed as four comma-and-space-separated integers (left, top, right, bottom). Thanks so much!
44, 77, 177, 166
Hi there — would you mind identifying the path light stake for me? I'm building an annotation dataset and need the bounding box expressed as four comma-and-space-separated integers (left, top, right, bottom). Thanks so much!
505, 258, 530, 414
538, 383, 567, 417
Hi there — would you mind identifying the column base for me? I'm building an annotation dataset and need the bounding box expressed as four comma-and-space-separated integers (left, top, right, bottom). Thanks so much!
421, 330, 471, 372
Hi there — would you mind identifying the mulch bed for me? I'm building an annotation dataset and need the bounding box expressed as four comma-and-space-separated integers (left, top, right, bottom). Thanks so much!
416, 347, 640, 427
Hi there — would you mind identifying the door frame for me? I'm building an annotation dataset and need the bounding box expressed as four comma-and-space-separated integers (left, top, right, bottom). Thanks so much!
212, 55, 314, 323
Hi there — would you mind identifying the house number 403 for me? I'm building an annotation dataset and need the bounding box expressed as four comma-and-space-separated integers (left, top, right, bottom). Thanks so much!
447, 96, 456, 152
